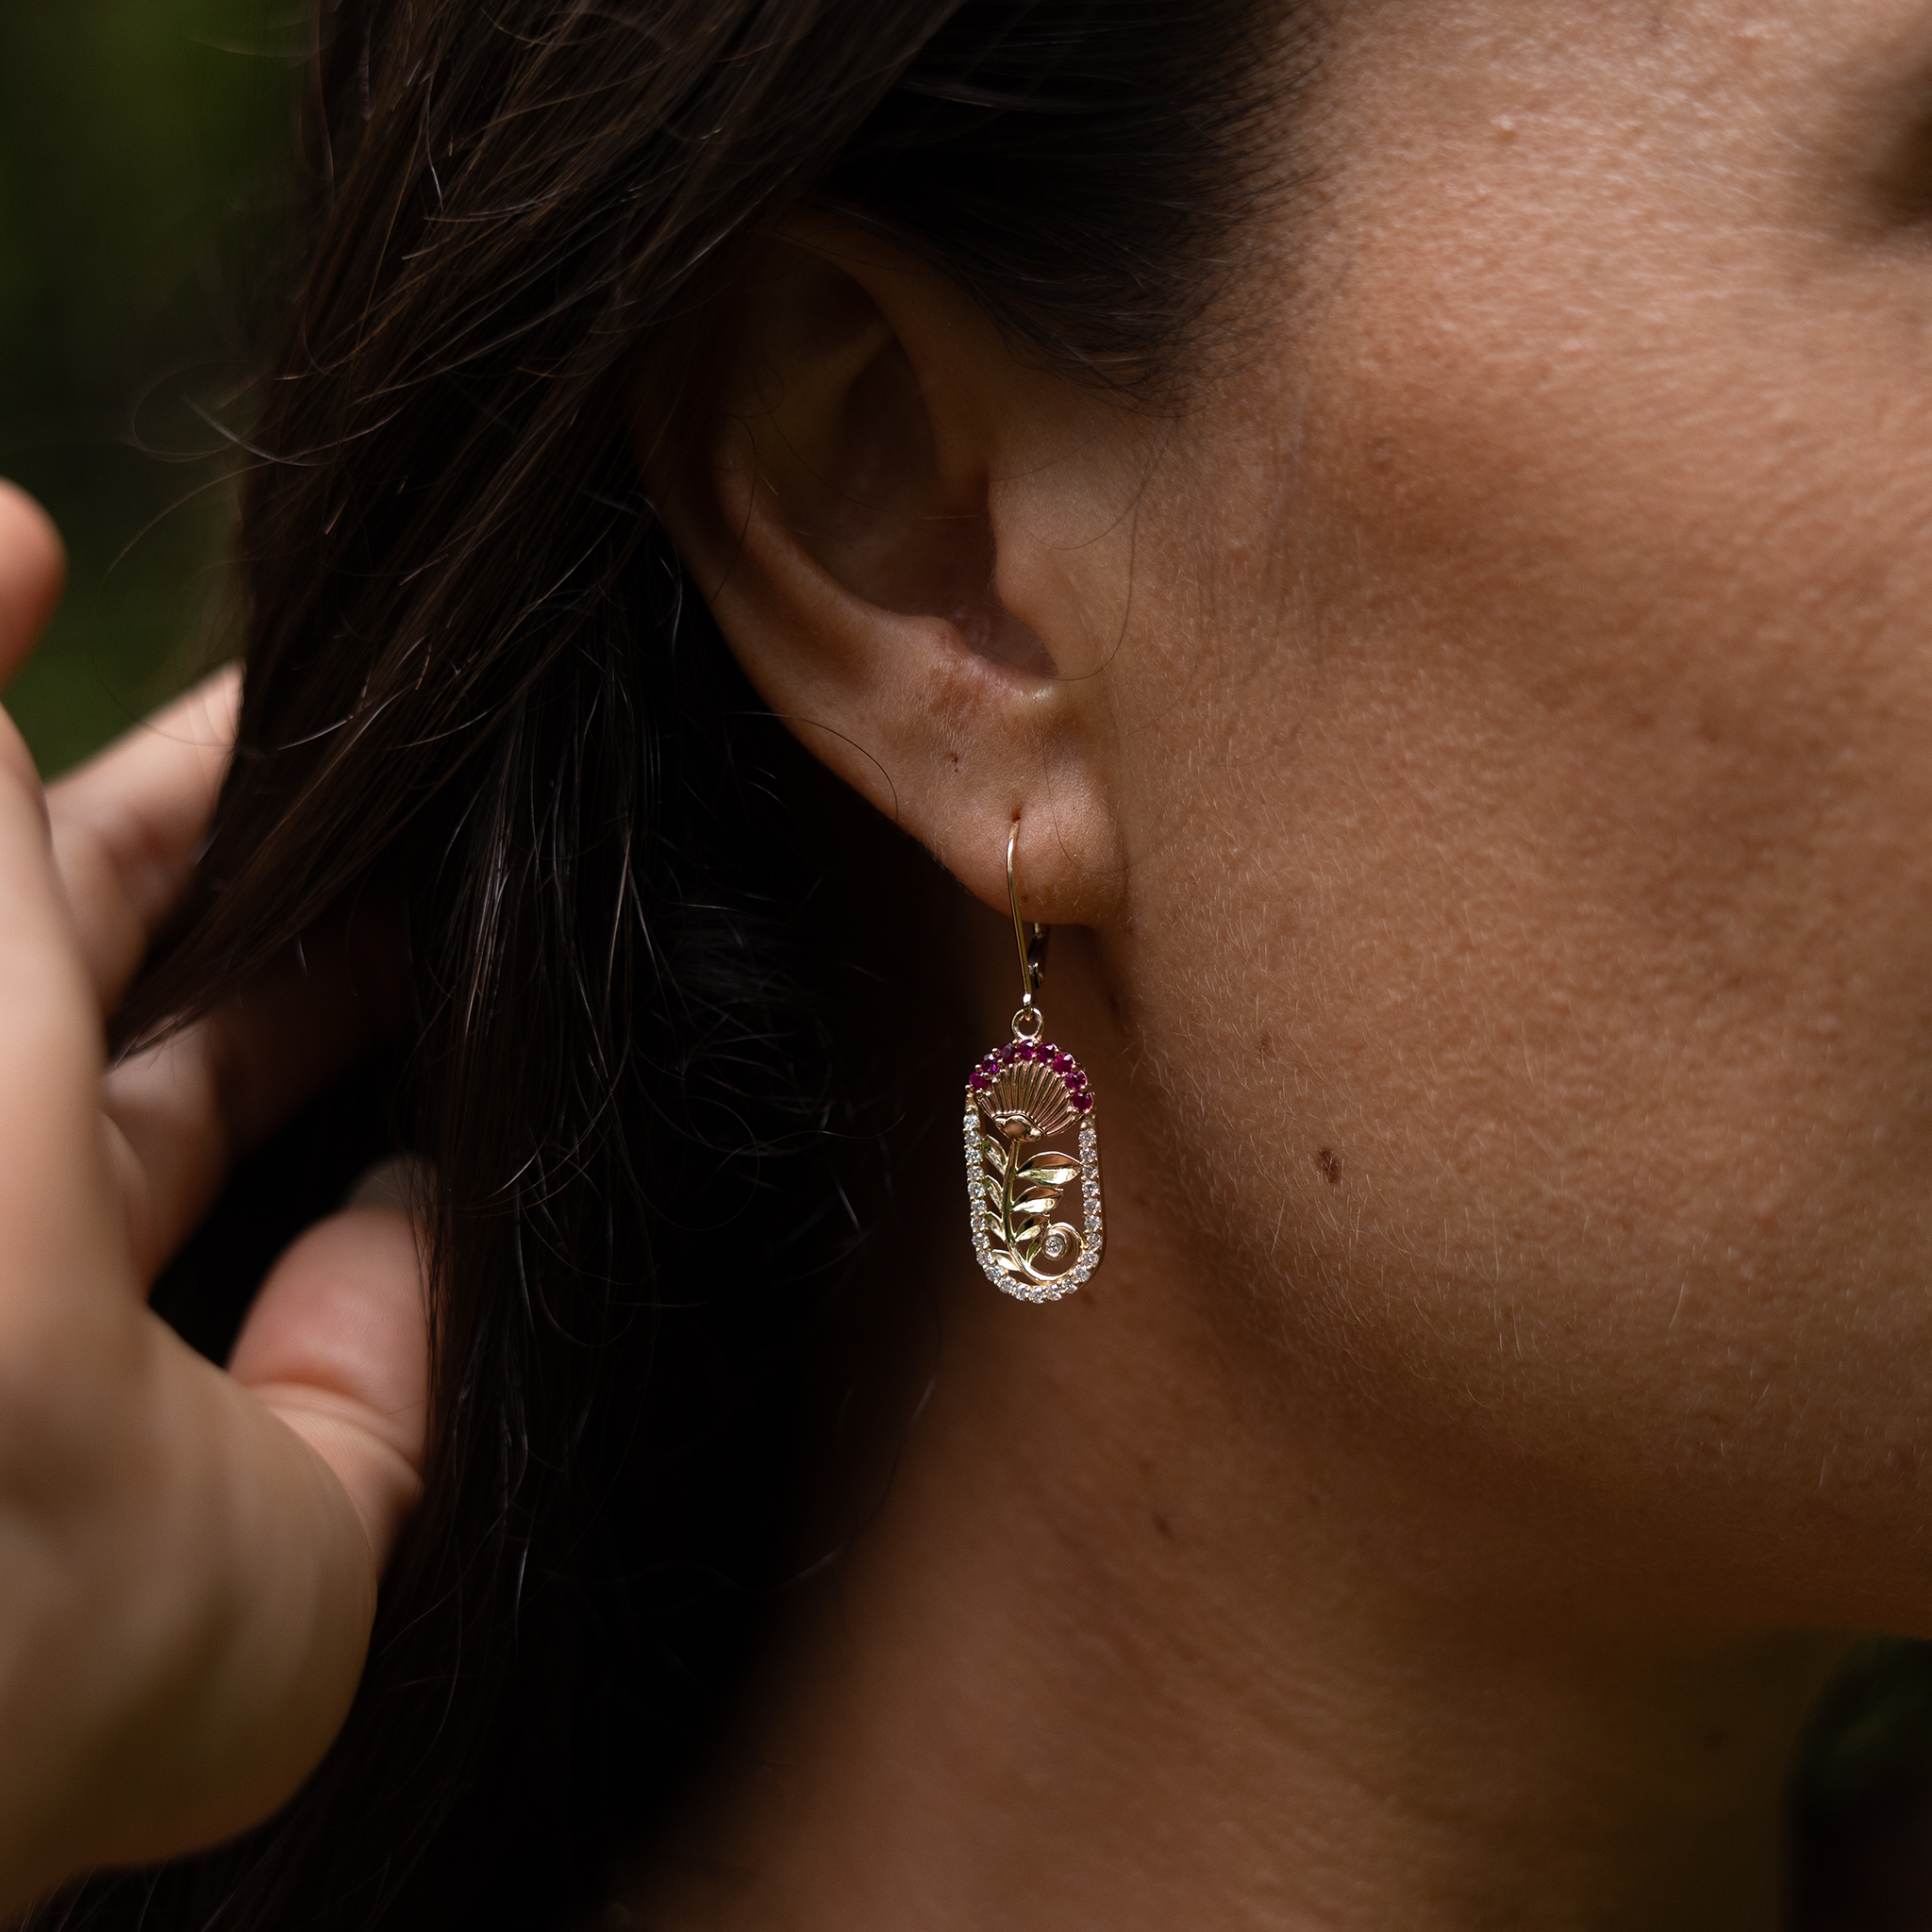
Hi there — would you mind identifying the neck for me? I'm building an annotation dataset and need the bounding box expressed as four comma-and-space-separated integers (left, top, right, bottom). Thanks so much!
632, 959, 1842, 1932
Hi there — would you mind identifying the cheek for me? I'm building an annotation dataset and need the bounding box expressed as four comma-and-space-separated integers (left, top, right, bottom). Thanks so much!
1102, 94, 1932, 1607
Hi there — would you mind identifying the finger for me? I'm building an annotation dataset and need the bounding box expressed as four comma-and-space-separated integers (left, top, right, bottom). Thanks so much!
0, 483, 70, 1013
0, 480, 65, 688
0, 702, 126, 1348
226, 1194, 430, 1568
49, 668, 241, 1011
104, 902, 408, 1286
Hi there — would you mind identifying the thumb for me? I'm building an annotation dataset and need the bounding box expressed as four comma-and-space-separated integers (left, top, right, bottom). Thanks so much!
226, 1174, 431, 1568
0, 480, 66, 688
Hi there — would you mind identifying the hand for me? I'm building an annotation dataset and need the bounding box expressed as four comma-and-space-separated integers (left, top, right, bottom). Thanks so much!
0, 480, 428, 1915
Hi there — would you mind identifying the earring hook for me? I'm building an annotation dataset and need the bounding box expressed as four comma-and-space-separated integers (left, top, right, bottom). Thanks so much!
1008, 820, 1050, 1040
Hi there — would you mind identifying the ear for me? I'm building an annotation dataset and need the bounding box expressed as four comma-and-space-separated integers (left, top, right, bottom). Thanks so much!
644, 217, 1136, 926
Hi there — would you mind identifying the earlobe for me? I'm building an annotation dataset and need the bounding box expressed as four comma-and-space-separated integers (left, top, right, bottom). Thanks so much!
647, 222, 1129, 928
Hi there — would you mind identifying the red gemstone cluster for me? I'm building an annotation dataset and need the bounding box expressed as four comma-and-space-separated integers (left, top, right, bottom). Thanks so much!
967, 1039, 1094, 1112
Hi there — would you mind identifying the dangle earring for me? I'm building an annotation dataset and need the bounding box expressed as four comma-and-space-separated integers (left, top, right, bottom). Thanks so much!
962, 823, 1105, 1302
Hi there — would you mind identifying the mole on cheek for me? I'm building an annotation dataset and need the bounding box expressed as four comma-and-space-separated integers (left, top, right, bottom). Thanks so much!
1317, 1148, 1342, 1187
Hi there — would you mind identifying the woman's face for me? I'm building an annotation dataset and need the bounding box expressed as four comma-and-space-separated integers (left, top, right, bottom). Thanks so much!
1079, 0, 1932, 1629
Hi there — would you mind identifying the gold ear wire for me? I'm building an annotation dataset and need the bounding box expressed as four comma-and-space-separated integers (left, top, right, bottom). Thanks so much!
1008, 820, 1051, 1041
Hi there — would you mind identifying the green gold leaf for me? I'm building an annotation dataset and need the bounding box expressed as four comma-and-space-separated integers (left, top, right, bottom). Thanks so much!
1017, 1160, 1078, 1187
979, 1136, 1008, 1175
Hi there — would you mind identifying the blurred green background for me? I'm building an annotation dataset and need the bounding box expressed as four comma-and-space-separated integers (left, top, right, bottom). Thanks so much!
0, 0, 296, 776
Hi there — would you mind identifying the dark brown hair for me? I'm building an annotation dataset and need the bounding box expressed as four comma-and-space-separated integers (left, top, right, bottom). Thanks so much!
38, 1, 1319, 1924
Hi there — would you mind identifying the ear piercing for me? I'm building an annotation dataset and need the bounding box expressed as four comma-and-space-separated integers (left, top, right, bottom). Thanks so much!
962, 823, 1105, 1302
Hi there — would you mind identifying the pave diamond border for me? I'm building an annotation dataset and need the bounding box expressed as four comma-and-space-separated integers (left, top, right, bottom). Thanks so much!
963, 1098, 1104, 1305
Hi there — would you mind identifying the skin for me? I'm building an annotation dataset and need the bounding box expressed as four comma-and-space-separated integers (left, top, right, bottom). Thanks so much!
10, 0, 1932, 1924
